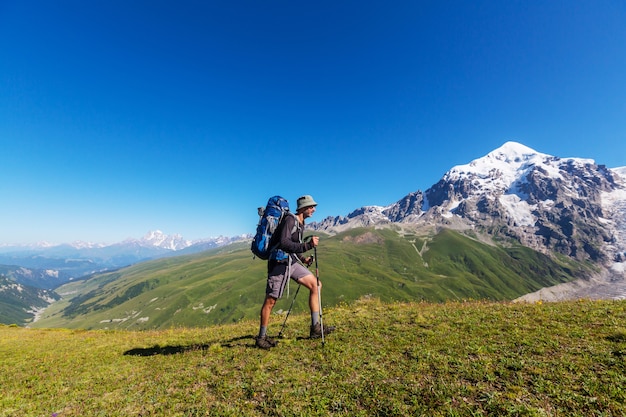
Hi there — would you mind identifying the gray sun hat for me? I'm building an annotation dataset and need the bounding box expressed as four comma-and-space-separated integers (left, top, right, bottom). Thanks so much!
296, 195, 318, 211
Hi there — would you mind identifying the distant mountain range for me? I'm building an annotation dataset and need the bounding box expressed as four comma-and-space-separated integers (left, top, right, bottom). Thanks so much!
2, 141, 625, 326
0, 231, 248, 289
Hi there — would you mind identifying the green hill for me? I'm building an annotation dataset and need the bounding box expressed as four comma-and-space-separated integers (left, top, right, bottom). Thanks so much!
3, 298, 626, 416
32, 228, 590, 330
0, 276, 60, 326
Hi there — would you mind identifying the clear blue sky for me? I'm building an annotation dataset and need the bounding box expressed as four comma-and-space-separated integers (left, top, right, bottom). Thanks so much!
1, 1, 625, 245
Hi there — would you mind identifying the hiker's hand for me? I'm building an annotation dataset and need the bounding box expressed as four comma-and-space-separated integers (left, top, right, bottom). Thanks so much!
305, 256, 314, 267
310, 236, 319, 247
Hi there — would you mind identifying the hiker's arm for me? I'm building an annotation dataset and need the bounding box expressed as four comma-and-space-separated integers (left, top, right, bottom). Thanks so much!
299, 236, 318, 265
298, 236, 318, 261
279, 217, 314, 253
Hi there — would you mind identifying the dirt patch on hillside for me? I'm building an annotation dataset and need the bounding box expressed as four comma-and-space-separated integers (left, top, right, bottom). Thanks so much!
342, 232, 384, 245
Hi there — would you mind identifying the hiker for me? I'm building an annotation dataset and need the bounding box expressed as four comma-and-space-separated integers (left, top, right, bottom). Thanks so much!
256, 195, 335, 349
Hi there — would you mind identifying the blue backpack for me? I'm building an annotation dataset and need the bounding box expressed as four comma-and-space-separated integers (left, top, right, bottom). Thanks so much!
251, 196, 291, 260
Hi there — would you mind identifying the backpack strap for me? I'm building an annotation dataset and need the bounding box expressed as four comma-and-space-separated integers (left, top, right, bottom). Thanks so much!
286, 212, 300, 239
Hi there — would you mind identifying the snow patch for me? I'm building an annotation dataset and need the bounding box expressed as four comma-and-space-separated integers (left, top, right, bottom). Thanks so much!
499, 194, 535, 226
601, 180, 626, 257
611, 166, 626, 178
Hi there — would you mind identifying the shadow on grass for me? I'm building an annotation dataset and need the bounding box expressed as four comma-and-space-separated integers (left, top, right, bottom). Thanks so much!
123, 333, 315, 356
123, 334, 256, 356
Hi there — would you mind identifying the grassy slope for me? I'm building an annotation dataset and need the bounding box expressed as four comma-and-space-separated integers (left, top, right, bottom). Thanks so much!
2, 298, 626, 416
0, 276, 59, 326
32, 228, 590, 330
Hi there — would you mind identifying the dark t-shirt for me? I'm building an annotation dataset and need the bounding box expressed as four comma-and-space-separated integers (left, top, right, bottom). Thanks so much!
267, 213, 313, 273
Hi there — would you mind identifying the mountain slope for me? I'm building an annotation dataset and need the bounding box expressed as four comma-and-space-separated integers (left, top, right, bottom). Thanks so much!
0, 264, 68, 289
0, 276, 60, 326
31, 228, 589, 330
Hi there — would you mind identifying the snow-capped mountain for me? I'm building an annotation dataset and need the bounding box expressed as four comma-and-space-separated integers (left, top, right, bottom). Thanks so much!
67, 241, 107, 250
312, 141, 626, 278
121, 230, 192, 251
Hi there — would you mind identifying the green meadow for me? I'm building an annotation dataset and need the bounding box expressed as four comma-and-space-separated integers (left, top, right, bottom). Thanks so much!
2, 298, 626, 416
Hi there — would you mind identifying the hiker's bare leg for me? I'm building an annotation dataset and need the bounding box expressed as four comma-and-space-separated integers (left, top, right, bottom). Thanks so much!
260, 295, 276, 327
297, 274, 320, 313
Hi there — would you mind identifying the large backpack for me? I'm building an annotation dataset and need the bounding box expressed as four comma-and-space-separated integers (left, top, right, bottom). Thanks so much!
251, 195, 291, 260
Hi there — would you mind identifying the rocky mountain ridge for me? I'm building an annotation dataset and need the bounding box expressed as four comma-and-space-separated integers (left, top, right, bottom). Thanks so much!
311, 142, 626, 288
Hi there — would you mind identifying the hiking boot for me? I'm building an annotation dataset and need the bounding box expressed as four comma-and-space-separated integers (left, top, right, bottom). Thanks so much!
255, 335, 278, 349
310, 322, 335, 339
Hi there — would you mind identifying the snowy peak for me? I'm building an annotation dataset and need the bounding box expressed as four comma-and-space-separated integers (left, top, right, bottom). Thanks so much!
434, 141, 602, 203
125, 230, 192, 251
142, 230, 185, 249
446, 142, 545, 188
491, 140, 537, 155
468, 141, 546, 172
439, 142, 544, 202
69, 241, 107, 250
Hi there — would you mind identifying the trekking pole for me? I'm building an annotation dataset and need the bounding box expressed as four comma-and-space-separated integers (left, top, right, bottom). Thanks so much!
314, 245, 325, 346
278, 283, 301, 338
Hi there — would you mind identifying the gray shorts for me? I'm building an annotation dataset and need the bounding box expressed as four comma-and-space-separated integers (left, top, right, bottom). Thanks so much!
266, 261, 312, 299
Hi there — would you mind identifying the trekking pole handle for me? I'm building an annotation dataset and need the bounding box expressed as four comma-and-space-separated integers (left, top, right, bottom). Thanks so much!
306, 235, 319, 248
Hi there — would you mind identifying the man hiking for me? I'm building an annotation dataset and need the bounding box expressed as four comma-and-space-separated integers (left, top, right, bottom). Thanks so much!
256, 195, 335, 349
